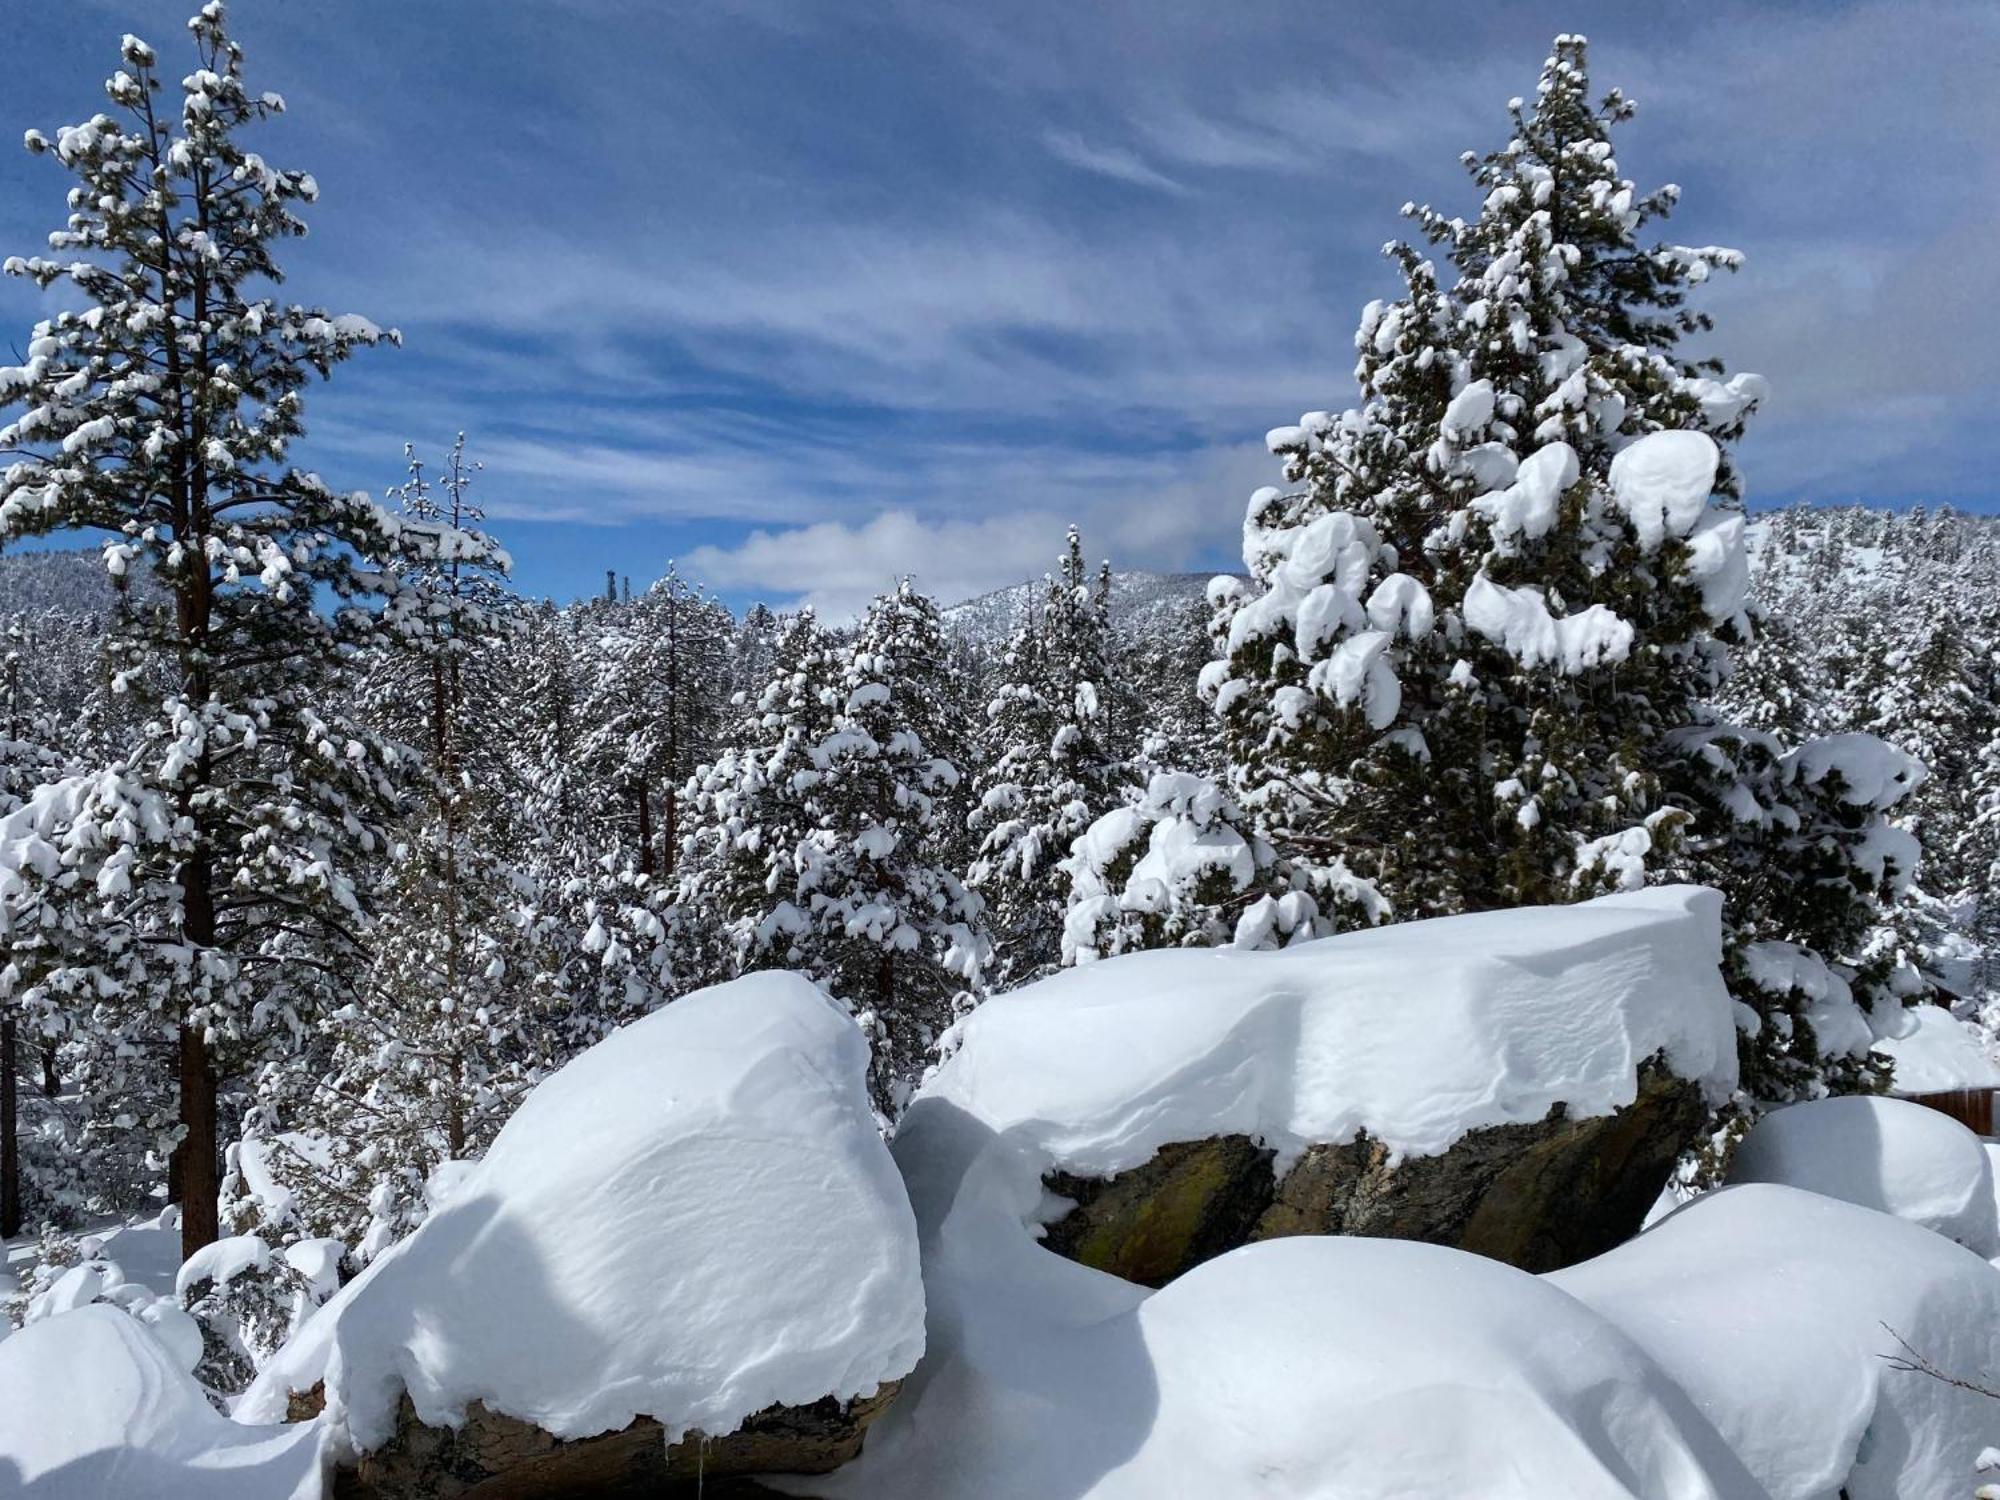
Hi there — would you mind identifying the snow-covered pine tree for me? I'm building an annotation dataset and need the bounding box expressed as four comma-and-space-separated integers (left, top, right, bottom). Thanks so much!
248, 436, 544, 1260
476, 599, 652, 1051
1964, 726, 2000, 999
1667, 728, 1924, 1104
0, 632, 71, 1239
1716, 505, 2000, 1024
581, 566, 733, 878
264, 828, 550, 1261
0, 6, 493, 1257
682, 609, 841, 979
1061, 771, 1271, 963
730, 602, 782, 717
1124, 593, 1223, 779
805, 580, 985, 1109
1207, 34, 1762, 925
0, 643, 152, 1234
503, 599, 587, 847
968, 527, 1138, 987
1860, 614, 1991, 897
360, 437, 521, 838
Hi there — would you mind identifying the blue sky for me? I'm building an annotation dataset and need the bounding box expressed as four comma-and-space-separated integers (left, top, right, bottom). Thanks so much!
2, 1, 1994, 615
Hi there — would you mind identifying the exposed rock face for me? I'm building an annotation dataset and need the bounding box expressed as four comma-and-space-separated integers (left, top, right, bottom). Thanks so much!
319, 1384, 900, 1500
1042, 1062, 1705, 1286
1043, 1136, 1276, 1287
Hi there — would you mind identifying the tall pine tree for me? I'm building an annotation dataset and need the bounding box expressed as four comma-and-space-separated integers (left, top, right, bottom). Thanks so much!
0, 6, 494, 1255
807, 581, 985, 1108
967, 527, 1137, 987
1208, 34, 1764, 928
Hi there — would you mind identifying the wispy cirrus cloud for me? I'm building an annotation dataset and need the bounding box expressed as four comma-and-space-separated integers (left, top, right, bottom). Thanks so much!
1040, 130, 1189, 195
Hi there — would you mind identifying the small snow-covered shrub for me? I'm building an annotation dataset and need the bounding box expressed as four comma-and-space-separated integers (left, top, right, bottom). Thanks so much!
177, 1233, 345, 1396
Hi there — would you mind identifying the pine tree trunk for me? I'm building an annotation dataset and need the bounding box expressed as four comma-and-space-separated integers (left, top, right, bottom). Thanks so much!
175, 853, 222, 1259
38, 1041, 57, 1099
3, 648, 23, 1236
635, 782, 656, 878
663, 781, 679, 877
1, 1013, 21, 1239
175, 1021, 220, 1258
664, 596, 679, 875
163, 174, 222, 1259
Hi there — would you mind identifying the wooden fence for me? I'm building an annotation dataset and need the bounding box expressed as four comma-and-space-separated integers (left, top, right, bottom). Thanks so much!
1901, 1087, 1997, 1136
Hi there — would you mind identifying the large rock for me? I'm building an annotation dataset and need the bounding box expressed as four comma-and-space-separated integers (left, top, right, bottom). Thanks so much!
802, 1103, 1764, 1500
926, 889, 1736, 1286
317, 1385, 899, 1499
1044, 1060, 1705, 1283
238, 976, 926, 1500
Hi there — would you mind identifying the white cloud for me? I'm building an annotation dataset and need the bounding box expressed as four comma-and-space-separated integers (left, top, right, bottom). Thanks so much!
1041, 129, 1189, 195
683, 440, 1269, 618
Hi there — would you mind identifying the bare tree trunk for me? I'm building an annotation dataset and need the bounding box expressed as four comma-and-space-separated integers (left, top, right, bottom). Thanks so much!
2, 652, 19, 1238
2, 1013, 20, 1238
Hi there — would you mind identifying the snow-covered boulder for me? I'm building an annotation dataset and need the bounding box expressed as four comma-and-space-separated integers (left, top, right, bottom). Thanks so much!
0, 1303, 325, 1499
793, 1098, 1765, 1500
239, 973, 924, 1497
1726, 1094, 1998, 1255
930, 885, 1737, 1281
1554, 1183, 2000, 1500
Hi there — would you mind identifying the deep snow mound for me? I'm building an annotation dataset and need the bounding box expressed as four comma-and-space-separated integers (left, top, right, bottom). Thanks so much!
925, 884, 1737, 1175
1872, 1002, 2000, 1093
239, 973, 925, 1454
0, 1304, 325, 1499
1554, 1183, 2000, 1500
795, 1099, 1765, 1500
1726, 1094, 1998, 1255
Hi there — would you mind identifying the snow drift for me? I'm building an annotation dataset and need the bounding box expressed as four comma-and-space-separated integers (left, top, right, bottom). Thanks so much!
1555, 1183, 2000, 1500
926, 883, 1738, 1176
1726, 1094, 1999, 1255
238, 972, 925, 1454
795, 1096, 1764, 1500
0, 1304, 325, 1500
1872, 1002, 2000, 1093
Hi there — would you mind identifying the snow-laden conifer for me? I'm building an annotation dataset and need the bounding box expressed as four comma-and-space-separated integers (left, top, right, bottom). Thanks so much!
581, 566, 733, 877
807, 580, 985, 1108
968, 527, 1137, 987
682, 609, 841, 977
0, 6, 499, 1257
1207, 34, 1763, 926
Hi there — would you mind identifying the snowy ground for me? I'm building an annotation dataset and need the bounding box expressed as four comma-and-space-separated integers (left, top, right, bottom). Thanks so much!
9, 894, 2000, 1499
